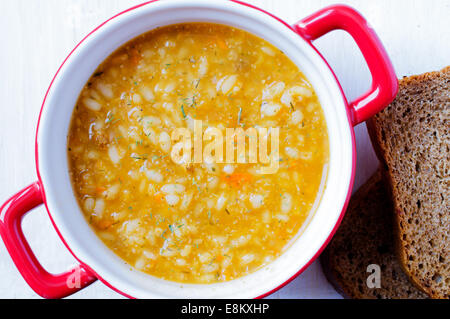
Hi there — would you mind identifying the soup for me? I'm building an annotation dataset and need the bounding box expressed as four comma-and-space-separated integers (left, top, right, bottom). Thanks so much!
67, 23, 329, 283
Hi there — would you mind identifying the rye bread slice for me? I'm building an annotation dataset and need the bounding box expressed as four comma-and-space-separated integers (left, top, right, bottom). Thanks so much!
321, 170, 428, 299
367, 67, 449, 299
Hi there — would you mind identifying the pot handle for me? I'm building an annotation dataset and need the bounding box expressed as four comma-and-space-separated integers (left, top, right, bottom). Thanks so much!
0, 182, 97, 298
294, 5, 398, 126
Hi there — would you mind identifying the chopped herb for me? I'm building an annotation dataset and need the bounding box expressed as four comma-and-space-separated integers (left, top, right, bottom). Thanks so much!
105, 112, 121, 125
151, 155, 159, 163
237, 107, 242, 126
180, 104, 187, 119
190, 95, 197, 108
131, 154, 147, 160
105, 112, 114, 124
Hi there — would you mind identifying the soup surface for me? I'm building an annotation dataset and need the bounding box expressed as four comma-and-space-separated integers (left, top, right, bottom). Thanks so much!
68, 23, 329, 283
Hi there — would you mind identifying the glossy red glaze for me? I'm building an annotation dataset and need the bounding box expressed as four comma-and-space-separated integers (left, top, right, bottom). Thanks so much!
0, 1, 397, 299
294, 4, 398, 126
0, 182, 96, 298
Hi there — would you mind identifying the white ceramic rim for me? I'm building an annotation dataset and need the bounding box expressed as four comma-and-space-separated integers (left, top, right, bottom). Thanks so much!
37, 0, 353, 298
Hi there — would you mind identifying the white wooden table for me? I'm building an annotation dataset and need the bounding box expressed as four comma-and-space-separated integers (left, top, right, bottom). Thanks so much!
0, 0, 448, 299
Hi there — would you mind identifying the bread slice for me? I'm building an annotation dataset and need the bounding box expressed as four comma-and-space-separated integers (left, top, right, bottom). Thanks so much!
367, 67, 449, 299
321, 170, 428, 299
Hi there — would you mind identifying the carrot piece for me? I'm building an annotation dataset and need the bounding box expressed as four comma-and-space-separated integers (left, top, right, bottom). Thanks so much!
222, 172, 253, 188
129, 47, 141, 66
288, 159, 303, 170
216, 38, 227, 50
154, 192, 164, 203
208, 37, 228, 50
96, 186, 106, 194
98, 219, 113, 230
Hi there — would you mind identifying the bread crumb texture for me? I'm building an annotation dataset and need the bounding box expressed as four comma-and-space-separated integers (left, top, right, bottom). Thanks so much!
321, 170, 428, 299
370, 66, 449, 299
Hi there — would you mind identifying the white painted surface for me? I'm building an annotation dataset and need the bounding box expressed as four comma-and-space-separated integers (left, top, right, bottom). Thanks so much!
0, 0, 448, 299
